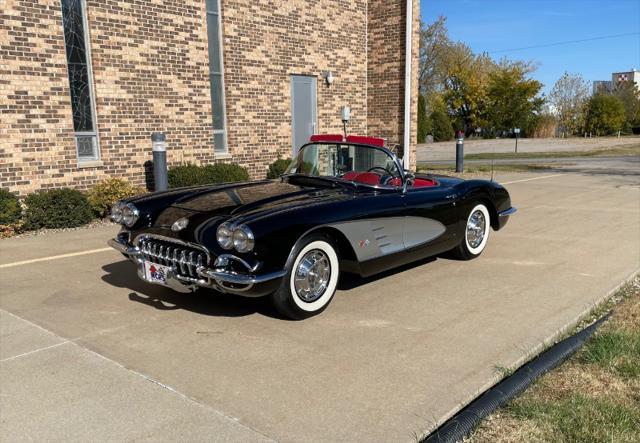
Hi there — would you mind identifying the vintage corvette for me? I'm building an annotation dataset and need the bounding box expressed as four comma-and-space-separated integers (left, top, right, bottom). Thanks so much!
108, 134, 516, 319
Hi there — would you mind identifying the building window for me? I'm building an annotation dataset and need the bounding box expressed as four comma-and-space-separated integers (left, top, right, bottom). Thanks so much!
61, 0, 99, 162
206, 0, 228, 153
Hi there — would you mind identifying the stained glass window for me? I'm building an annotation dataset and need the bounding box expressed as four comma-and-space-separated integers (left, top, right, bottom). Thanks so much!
61, 0, 99, 161
206, 0, 228, 153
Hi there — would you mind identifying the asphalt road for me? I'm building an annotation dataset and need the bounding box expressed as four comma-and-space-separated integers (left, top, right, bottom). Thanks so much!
417, 135, 639, 162
1, 161, 639, 441
421, 155, 640, 171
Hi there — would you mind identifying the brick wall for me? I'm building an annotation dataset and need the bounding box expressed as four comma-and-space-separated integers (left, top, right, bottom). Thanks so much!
2, 0, 418, 194
367, 0, 419, 168
221, 0, 368, 178
1, 0, 215, 196
0, 0, 77, 194
84, 0, 215, 186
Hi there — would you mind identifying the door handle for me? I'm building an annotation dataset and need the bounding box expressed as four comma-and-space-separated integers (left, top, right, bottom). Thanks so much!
445, 194, 457, 199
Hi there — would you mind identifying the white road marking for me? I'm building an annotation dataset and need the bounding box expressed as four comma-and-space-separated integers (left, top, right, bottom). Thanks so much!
0, 247, 112, 269
501, 174, 564, 185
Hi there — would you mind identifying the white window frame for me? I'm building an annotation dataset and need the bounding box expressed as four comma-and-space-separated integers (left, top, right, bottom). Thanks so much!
206, 0, 229, 155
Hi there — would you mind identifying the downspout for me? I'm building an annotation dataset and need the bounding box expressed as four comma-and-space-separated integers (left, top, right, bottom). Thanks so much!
403, 0, 413, 170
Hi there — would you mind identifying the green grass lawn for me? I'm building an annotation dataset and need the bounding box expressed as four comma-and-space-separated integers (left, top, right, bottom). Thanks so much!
464, 145, 640, 160
417, 163, 556, 174
469, 278, 640, 443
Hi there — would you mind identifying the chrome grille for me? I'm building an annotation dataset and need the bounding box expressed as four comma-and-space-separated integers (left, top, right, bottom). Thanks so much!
137, 237, 209, 279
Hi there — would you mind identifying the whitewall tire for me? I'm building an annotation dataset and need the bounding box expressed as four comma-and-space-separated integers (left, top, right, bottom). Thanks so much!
452, 203, 491, 260
271, 234, 340, 319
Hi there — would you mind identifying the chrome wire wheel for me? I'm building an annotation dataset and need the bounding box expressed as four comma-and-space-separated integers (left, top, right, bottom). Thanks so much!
293, 249, 331, 302
466, 209, 487, 249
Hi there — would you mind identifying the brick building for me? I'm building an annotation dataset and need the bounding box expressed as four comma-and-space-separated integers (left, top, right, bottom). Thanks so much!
1, 0, 419, 195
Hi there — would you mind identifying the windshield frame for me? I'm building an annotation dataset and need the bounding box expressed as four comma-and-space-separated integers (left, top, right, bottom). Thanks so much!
286, 142, 407, 190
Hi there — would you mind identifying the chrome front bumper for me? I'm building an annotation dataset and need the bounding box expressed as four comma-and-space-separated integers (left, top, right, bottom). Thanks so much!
498, 207, 517, 217
497, 207, 517, 229
108, 237, 286, 295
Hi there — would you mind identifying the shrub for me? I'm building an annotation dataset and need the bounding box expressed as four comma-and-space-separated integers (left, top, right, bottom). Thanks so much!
267, 158, 291, 179
0, 189, 22, 225
87, 178, 145, 218
417, 94, 429, 143
208, 163, 250, 183
23, 188, 95, 230
429, 108, 453, 142
584, 94, 626, 136
168, 163, 249, 188
0, 224, 17, 239
168, 164, 204, 188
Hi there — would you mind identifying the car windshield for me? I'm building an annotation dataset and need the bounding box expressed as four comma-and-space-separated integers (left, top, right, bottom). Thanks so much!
285, 143, 403, 188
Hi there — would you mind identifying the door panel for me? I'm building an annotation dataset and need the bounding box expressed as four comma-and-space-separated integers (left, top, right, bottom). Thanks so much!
330, 217, 405, 262
402, 187, 459, 253
291, 75, 317, 156
403, 217, 446, 249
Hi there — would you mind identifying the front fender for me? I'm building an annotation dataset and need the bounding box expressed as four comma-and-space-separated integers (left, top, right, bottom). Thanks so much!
453, 180, 512, 230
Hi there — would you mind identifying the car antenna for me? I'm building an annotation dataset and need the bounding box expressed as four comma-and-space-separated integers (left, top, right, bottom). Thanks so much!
490, 137, 495, 182
490, 158, 495, 182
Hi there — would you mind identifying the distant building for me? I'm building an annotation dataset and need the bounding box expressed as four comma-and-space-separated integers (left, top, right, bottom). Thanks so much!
592, 69, 640, 95
592, 80, 614, 95
612, 69, 640, 88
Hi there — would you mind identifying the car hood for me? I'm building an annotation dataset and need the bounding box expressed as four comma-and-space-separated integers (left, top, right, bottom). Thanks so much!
153, 180, 350, 227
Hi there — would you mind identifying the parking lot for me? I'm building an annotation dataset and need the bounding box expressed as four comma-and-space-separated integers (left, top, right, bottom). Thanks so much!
1, 158, 639, 441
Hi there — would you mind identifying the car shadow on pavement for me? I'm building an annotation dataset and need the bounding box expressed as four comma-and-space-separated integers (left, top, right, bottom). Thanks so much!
101, 260, 281, 319
338, 256, 438, 290
104, 254, 444, 317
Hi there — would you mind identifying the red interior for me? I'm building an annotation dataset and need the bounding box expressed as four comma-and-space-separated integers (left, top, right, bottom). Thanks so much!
343, 172, 438, 188
412, 178, 438, 188
342, 171, 382, 185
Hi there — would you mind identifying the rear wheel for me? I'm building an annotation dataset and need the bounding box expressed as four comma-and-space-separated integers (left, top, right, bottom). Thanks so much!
270, 234, 340, 320
451, 203, 491, 260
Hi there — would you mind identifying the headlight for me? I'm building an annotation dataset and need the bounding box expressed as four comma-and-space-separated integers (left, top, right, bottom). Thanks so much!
121, 203, 139, 227
110, 202, 124, 223
216, 222, 234, 250
232, 225, 254, 253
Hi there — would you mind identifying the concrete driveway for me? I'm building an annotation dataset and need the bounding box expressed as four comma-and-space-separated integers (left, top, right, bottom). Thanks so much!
1, 160, 639, 441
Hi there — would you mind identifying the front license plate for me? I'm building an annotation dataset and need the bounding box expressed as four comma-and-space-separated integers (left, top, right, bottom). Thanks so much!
143, 261, 171, 286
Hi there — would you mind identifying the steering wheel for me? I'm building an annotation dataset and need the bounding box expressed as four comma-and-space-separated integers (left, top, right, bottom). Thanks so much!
367, 166, 393, 176
367, 166, 397, 185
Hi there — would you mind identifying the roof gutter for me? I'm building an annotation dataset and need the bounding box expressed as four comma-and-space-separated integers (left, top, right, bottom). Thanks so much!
403, 0, 413, 170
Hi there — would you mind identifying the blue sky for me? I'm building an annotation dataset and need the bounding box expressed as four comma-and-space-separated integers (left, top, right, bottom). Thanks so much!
420, 0, 640, 94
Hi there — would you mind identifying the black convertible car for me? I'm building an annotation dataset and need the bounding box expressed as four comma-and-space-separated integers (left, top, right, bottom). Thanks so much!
108, 135, 516, 319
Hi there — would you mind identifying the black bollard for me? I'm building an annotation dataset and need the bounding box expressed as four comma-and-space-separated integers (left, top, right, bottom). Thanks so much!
455, 136, 464, 173
151, 132, 168, 191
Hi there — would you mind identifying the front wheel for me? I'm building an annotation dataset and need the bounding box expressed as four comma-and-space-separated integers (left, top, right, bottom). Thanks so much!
270, 234, 340, 320
451, 203, 491, 260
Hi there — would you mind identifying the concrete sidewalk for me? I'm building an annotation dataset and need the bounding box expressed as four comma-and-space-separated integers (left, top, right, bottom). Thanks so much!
1, 310, 272, 442
1, 164, 639, 441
